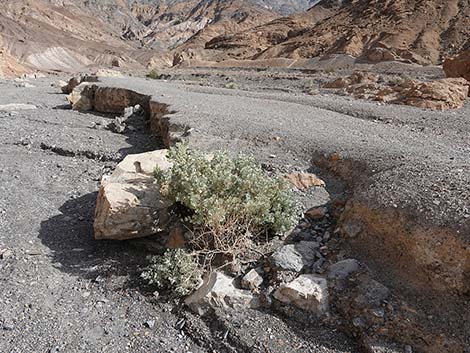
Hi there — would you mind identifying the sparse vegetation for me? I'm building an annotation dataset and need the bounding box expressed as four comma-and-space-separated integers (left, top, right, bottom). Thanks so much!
146, 69, 162, 80
141, 249, 201, 297
389, 73, 415, 86
225, 82, 238, 89
153, 144, 300, 272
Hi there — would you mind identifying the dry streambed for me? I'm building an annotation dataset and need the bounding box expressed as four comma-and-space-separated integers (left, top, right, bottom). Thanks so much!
60, 74, 469, 352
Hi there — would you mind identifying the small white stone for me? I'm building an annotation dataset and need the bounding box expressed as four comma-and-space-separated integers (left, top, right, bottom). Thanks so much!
185, 272, 259, 315
274, 274, 328, 314
241, 269, 263, 290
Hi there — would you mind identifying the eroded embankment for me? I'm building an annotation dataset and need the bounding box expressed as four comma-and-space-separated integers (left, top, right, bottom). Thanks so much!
70, 82, 469, 296
312, 154, 469, 296
67, 81, 469, 351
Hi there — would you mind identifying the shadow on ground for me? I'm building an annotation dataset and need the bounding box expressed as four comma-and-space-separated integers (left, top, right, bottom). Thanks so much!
38, 192, 163, 292
38, 105, 164, 292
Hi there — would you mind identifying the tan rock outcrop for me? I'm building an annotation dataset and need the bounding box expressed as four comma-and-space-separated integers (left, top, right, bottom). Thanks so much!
284, 172, 326, 191
93, 87, 149, 114
324, 73, 469, 111
397, 78, 469, 110
443, 50, 470, 96
94, 150, 173, 241
67, 83, 96, 111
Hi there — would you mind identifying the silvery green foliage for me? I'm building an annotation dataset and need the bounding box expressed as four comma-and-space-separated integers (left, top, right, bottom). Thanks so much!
141, 249, 200, 297
155, 144, 300, 236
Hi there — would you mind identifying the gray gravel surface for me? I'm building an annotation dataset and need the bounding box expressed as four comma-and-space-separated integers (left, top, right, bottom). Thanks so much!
0, 78, 360, 352
99, 75, 470, 234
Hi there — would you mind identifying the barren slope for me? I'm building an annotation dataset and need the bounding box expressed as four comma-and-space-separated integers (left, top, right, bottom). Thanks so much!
0, 0, 280, 76
196, 0, 470, 65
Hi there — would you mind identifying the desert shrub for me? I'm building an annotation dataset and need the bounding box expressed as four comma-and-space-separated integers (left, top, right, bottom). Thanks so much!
155, 145, 300, 263
400, 73, 414, 82
225, 82, 237, 89
141, 249, 200, 297
146, 70, 162, 80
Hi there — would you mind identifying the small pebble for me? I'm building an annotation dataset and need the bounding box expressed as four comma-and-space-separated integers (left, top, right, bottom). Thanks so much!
145, 320, 155, 329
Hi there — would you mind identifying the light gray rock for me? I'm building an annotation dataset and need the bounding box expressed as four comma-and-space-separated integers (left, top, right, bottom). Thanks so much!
0, 104, 37, 112
0, 249, 13, 259
94, 149, 173, 240
241, 268, 264, 290
356, 278, 390, 307
300, 186, 331, 211
328, 259, 361, 280
274, 274, 328, 314
342, 221, 362, 238
67, 82, 96, 111
185, 272, 260, 316
269, 241, 319, 272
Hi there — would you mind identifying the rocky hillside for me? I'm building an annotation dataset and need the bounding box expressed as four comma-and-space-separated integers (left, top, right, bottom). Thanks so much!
0, 0, 281, 76
193, 0, 470, 65
2, 0, 469, 77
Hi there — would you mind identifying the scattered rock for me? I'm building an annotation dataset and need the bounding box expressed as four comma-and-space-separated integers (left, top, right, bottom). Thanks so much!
67, 83, 96, 111
51, 80, 67, 89
185, 272, 259, 316
94, 69, 124, 78
61, 76, 81, 94
94, 150, 173, 240
274, 274, 328, 314
404, 345, 413, 353
144, 320, 156, 329
269, 241, 319, 272
356, 278, 390, 307
241, 268, 264, 290
396, 78, 469, 110
0, 249, 13, 259
367, 47, 396, 63
16, 82, 35, 88
284, 172, 325, 191
0, 104, 37, 112
61, 75, 99, 94
328, 259, 361, 280
305, 206, 327, 219
2, 322, 14, 331
342, 221, 362, 238
324, 71, 379, 89
324, 72, 469, 110
301, 185, 331, 211
107, 117, 126, 133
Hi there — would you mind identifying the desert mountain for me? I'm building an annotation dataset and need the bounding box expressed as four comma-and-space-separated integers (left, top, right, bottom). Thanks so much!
191, 0, 470, 65
0, 0, 283, 76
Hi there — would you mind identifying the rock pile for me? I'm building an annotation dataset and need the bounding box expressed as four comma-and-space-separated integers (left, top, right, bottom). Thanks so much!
323, 71, 469, 110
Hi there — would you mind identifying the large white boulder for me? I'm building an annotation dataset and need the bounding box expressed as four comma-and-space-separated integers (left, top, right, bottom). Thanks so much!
94, 150, 173, 240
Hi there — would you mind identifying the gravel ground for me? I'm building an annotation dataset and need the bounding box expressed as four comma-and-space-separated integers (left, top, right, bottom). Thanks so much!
1, 66, 468, 351
98, 73, 470, 232
0, 78, 360, 352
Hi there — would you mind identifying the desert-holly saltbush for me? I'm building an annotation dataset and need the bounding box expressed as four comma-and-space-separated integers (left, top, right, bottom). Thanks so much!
155, 144, 300, 238
141, 249, 200, 297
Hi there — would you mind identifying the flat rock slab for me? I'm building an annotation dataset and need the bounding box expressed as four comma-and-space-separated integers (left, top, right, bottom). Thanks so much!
0, 103, 37, 111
